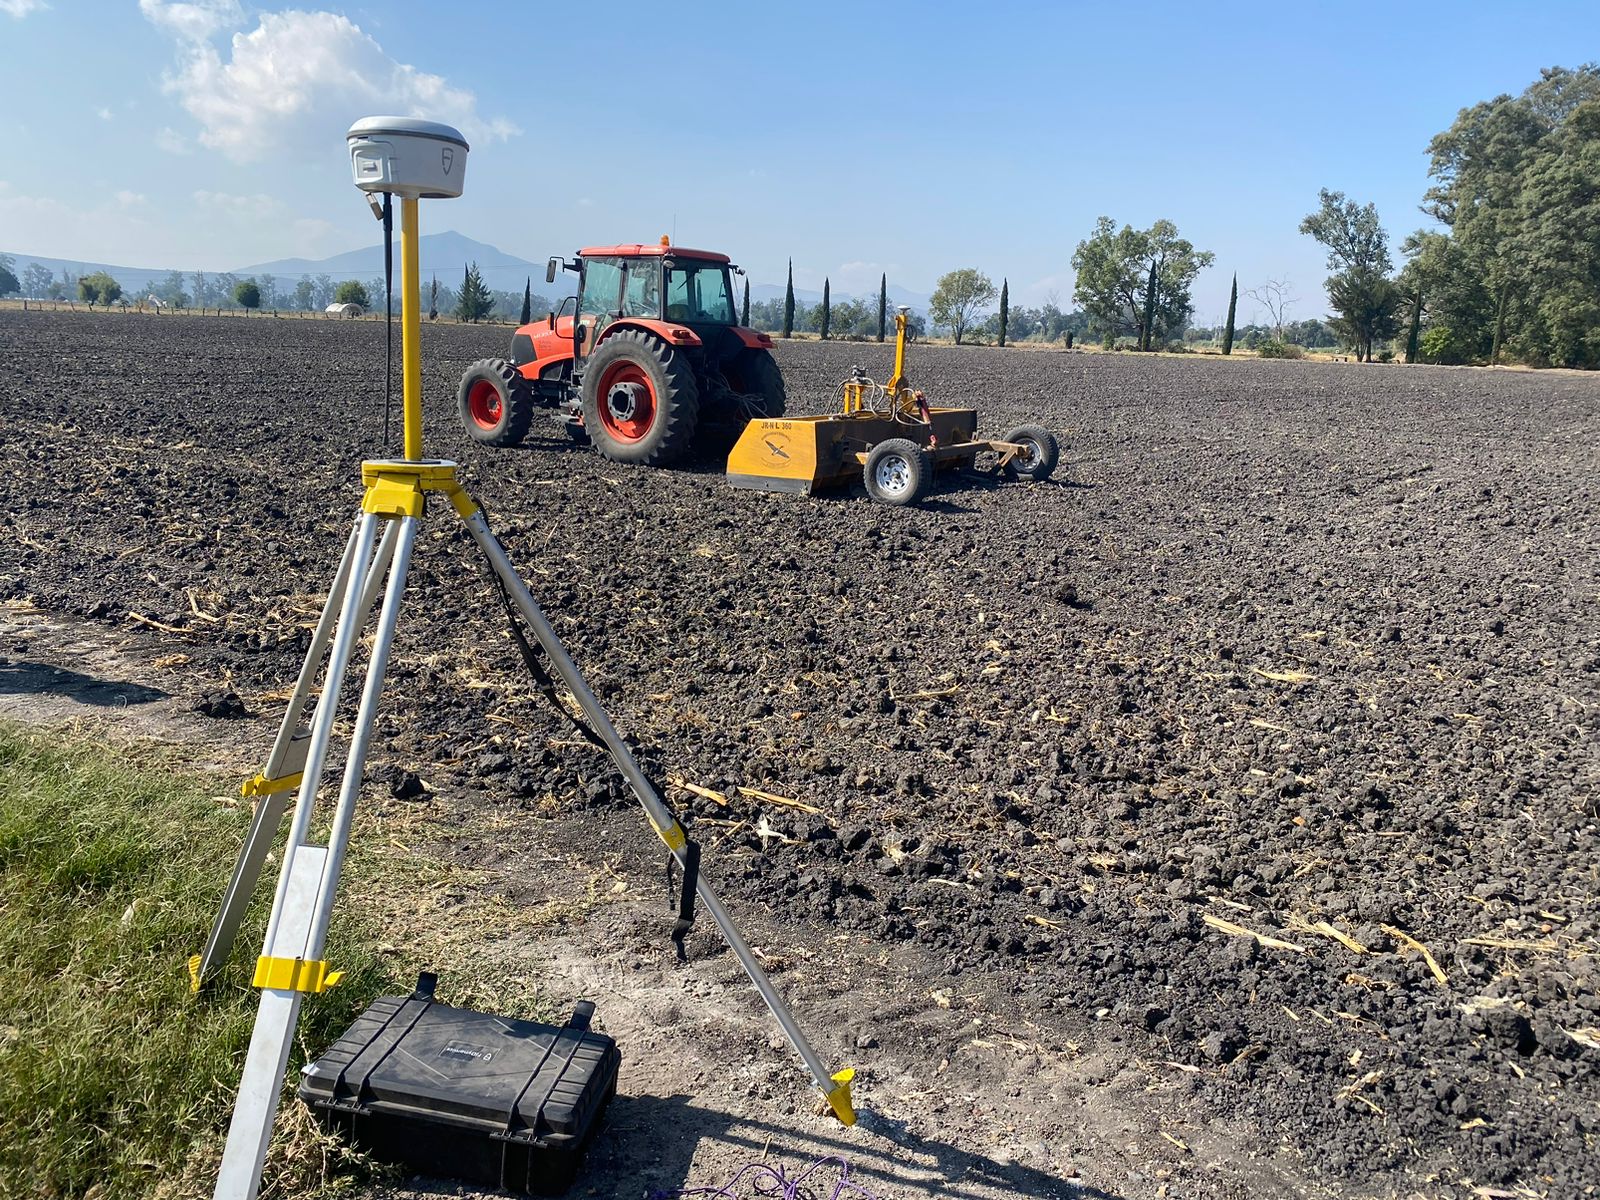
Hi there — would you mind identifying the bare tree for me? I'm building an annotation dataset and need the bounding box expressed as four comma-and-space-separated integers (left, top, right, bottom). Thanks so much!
1245, 278, 1297, 339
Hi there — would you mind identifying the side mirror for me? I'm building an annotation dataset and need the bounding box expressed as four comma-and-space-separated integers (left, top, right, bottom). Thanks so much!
546, 256, 560, 285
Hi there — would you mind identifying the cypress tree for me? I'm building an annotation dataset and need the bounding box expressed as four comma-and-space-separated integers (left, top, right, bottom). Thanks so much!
1404, 288, 1423, 364
1221, 273, 1237, 355
876, 273, 887, 343
741, 277, 750, 326
1139, 262, 1157, 351
998, 278, 1009, 348
820, 278, 830, 340
519, 277, 532, 325
782, 259, 795, 338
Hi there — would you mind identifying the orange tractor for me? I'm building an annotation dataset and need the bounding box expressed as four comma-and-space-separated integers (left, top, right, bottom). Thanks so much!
457, 240, 783, 465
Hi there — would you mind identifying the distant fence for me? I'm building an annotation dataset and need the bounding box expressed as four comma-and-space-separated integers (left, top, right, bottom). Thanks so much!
0, 298, 521, 326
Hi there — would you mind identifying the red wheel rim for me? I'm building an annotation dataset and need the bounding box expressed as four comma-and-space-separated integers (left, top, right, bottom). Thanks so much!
467, 379, 503, 430
596, 362, 656, 442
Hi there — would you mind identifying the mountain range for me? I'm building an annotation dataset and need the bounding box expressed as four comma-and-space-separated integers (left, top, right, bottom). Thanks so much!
4, 230, 930, 312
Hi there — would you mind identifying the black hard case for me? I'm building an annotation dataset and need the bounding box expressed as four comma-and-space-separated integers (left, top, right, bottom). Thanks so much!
298, 989, 620, 1196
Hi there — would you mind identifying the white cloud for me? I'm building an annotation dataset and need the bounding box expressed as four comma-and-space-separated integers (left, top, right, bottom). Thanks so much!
0, 0, 49, 18
138, 0, 240, 42
115, 190, 147, 207
96, 106, 114, 121
144, 7, 517, 163
156, 127, 191, 154
194, 189, 282, 220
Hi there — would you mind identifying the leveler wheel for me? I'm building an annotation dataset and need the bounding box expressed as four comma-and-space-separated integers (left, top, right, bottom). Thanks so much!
863, 438, 934, 506
1001, 424, 1059, 481
580, 330, 701, 466
458, 358, 535, 447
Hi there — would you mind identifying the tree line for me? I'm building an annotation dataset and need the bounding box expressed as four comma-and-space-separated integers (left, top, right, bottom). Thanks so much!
750, 63, 1598, 365
0, 255, 553, 323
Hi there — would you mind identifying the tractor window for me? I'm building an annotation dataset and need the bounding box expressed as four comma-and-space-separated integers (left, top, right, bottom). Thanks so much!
665, 261, 736, 324
621, 260, 661, 318
579, 257, 623, 316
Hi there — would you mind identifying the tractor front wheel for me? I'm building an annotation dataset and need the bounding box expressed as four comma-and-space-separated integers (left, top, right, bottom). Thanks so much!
458, 359, 534, 447
580, 331, 700, 466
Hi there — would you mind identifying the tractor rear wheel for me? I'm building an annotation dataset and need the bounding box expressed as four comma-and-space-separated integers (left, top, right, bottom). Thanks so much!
1001, 424, 1059, 481
863, 438, 933, 506
581, 330, 700, 466
728, 348, 786, 419
458, 358, 534, 447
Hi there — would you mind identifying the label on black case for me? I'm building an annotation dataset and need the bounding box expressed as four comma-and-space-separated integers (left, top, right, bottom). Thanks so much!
439, 1041, 496, 1065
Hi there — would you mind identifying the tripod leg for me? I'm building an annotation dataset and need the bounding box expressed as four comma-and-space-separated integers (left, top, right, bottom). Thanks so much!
458, 508, 855, 1124
194, 519, 403, 987
214, 514, 413, 1200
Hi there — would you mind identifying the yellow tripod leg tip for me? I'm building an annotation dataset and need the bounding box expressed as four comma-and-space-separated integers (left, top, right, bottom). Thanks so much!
825, 1067, 857, 1125
187, 954, 202, 994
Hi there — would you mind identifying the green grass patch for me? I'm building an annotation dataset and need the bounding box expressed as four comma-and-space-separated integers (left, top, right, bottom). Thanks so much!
0, 722, 403, 1199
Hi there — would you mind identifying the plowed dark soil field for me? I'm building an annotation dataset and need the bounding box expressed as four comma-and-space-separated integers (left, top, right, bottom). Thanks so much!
2, 309, 1597, 1197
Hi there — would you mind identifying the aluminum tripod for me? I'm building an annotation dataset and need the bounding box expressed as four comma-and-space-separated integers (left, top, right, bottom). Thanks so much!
194, 459, 856, 1200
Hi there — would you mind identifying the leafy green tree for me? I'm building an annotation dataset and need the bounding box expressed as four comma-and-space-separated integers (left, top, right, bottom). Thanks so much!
234, 279, 261, 309
22, 262, 52, 298
997, 278, 1009, 347
334, 280, 370, 308
820, 278, 830, 340
258, 274, 276, 309
455, 264, 492, 322
78, 271, 121, 306
429, 275, 440, 320
782, 259, 794, 338
876, 273, 887, 343
1222, 274, 1237, 355
519, 277, 532, 325
0, 257, 18, 298
929, 268, 997, 345
1072, 218, 1213, 348
190, 272, 209, 307
215, 273, 240, 308
1299, 189, 1399, 361
1420, 326, 1465, 364
312, 274, 334, 309
1403, 67, 1600, 367
155, 270, 189, 307
294, 279, 314, 311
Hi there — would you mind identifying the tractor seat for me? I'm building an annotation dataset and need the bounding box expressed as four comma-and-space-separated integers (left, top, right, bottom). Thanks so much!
666, 304, 692, 322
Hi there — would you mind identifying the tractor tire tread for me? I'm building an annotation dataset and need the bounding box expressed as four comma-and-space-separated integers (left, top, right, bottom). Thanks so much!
581, 330, 700, 466
1001, 424, 1059, 481
458, 357, 535, 447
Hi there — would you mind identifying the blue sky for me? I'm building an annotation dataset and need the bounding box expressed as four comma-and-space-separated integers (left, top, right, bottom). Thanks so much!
1, 0, 1592, 321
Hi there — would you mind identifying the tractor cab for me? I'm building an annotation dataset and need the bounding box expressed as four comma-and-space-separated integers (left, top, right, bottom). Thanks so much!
556, 243, 743, 362
461, 239, 784, 466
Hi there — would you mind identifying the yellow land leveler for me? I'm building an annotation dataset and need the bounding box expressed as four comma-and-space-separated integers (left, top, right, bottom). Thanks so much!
727, 307, 1060, 505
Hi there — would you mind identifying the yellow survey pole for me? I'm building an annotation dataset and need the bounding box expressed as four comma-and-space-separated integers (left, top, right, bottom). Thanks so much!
888, 310, 908, 394
400, 196, 423, 460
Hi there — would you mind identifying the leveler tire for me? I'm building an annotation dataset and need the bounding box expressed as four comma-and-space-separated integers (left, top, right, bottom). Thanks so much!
729, 348, 787, 419
580, 330, 700, 466
863, 438, 934, 506
1001, 424, 1059, 481
458, 358, 535, 447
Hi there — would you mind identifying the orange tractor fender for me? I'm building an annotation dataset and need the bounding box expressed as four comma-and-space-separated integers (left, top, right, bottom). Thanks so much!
514, 317, 770, 385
